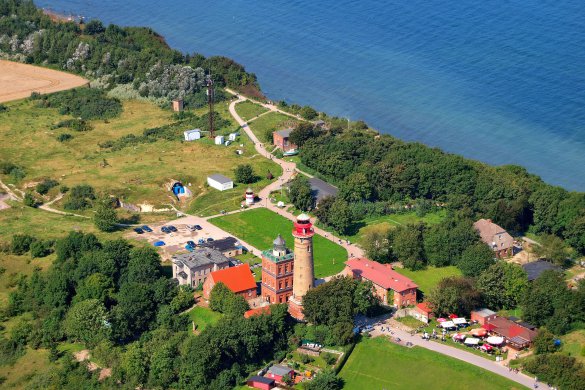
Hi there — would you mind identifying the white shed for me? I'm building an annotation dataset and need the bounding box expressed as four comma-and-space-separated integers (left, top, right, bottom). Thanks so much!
214, 135, 225, 145
228, 133, 238, 141
207, 174, 234, 191
184, 129, 201, 141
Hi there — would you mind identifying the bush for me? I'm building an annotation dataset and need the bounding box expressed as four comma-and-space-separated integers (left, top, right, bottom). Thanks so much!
42, 88, 122, 120
30, 239, 54, 258
322, 352, 338, 365
36, 179, 59, 195
51, 119, 92, 132
60, 185, 69, 193
0, 104, 8, 112
23, 192, 37, 207
94, 202, 118, 232
64, 184, 95, 210
57, 133, 73, 142
234, 164, 256, 184
11, 234, 36, 255
299, 353, 314, 364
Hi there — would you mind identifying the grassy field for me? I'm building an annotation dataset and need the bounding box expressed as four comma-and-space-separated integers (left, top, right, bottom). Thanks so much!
0, 347, 51, 388
347, 210, 447, 243
0, 98, 280, 210
561, 329, 585, 364
394, 265, 462, 295
235, 100, 269, 121
339, 337, 522, 390
246, 111, 298, 143
183, 306, 222, 332
209, 208, 347, 278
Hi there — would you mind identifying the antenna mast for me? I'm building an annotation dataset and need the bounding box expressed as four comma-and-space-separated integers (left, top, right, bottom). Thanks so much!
206, 74, 215, 138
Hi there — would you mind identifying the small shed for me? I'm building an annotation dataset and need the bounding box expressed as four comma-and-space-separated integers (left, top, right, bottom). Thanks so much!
172, 99, 184, 112
215, 135, 225, 145
247, 376, 275, 390
414, 302, 434, 323
228, 132, 238, 141
207, 174, 234, 191
471, 308, 497, 326
184, 129, 201, 141
266, 365, 294, 383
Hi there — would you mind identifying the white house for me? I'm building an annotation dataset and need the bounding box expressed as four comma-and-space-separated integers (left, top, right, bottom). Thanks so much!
207, 174, 234, 191
214, 135, 225, 145
184, 129, 201, 141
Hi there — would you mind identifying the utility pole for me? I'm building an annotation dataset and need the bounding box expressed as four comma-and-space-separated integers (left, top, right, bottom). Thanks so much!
206, 74, 215, 138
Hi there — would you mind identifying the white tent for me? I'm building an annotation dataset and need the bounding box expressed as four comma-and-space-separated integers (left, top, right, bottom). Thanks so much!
464, 337, 481, 345
486, 336, 504, 345
453, 318, 468, 325
441, 321, 456, 329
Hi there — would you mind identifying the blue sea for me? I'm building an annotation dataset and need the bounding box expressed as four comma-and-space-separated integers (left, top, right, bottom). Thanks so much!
38, 0, 585, 191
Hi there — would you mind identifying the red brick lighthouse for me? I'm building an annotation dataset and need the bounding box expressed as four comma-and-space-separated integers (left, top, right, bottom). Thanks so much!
288, 213, 315, 320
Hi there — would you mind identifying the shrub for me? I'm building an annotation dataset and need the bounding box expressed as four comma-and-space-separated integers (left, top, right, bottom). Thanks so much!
23, 192, 37, 207
63, 184, 95, 210
322, 352, 338, 365
57, 133, 73, 142
0, 104, 8, 112
0, 162, 17, 175
60, 185, 69, 193
52, 119, 93, 132
11, 234, 36, 255
36, 179, 59, 195
30, 239, 54, 258
42, 88, 122, 120
299, 354, 313, 364
234, 164, 256, 184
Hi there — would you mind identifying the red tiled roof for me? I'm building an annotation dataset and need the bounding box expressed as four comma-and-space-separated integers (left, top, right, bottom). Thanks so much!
210, 264, 257, 294
416, 302, 433, 314
244, 306, 272, 318
345, 258, 417, 292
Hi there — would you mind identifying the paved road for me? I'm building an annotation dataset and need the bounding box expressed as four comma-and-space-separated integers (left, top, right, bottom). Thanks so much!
226, 92, 365, 260
362, 315, 538, 389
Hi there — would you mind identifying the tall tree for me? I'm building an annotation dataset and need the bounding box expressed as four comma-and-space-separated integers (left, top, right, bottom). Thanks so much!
289, 122, 318, 147
392, 223, 426, 270
64, 299, 110, 347
457, 243, 495, 277
288, 175, 314, 211
476, 262, 528, 310
427, 276, 481, 316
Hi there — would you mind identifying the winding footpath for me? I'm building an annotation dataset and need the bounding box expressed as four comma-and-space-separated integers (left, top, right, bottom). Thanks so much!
224, 91, 365, 261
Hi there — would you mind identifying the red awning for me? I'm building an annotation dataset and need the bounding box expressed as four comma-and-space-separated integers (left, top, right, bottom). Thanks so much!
482, 323, 496, 331
449, 314, 458, 319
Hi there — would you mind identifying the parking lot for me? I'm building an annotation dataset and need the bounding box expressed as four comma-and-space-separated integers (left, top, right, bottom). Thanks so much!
126, 215, 262, 261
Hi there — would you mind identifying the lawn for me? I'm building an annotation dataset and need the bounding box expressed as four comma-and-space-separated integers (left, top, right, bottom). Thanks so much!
339, 337, 523, 390
183, 306, 222, 332
209, 208, 347, 278
0, 347, 51, 388
235, 100, 269, 121
0, 98, 280, 210
394, 265, 462, 295
245, 111, 298, 143
561, 329, 585, 364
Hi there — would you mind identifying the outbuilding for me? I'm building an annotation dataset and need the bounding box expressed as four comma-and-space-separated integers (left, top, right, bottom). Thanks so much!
246, 376, 275, 390
207, 174, 234, 191
183, 129, 201, 141
214, 135, 225, 145
266, 365, 294, 383
471, 308, 497, 326
228, 132, 238, 141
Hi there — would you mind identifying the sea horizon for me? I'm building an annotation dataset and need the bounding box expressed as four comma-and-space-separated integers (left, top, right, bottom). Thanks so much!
37, 0, 585, 191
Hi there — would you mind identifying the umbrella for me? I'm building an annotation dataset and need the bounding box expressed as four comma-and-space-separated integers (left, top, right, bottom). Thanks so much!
464, 337, 481, 345
449, 314, 458, 319
453, 333, 466, 340
471, 328, 488, 337
486, 336, 504, 345
481, 344, 493, 352
437, 318, 447, 323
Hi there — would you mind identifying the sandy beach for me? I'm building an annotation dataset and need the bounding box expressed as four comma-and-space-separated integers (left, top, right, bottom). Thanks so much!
0, 60, 88, 103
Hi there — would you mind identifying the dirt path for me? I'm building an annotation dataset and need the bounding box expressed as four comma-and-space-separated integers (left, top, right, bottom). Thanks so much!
0, 60, 88, 103
222, 92, 364, 261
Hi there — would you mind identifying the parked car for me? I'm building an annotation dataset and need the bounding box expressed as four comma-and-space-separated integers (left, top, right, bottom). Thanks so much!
186, 225, 196, 231
194, 225, 203, 230
186, 241, 196, 247
141, 225, 152, 232
168, 225, 178, 232
198, 238, 205, 245
207, 237, 214, 242
134, 228, 144, 234
161, 226, 170, 234
185, 244, 195, 252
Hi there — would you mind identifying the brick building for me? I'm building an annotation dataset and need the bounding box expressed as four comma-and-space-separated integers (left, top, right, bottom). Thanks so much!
202, 263, 258, 301
344, 258, 418, 307
473, 218, 514, 258
272, 128, 297, 152
261, 235, 294, 304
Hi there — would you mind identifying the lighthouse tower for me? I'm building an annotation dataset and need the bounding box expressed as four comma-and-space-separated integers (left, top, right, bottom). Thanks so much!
288, 213, 315, 320
245, 187, 254, 205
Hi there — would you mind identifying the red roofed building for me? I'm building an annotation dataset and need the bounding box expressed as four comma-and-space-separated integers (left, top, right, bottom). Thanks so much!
244, 305, 272, 318
202, 264, 258, 301
487, 316, 537, 349
344, 258, 417, 307
414, 302, 435, 323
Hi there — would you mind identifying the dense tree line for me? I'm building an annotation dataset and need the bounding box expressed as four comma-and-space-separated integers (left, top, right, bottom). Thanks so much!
0, 0, 259, 102
302, 276, 380, 346
299, 130, 585, 255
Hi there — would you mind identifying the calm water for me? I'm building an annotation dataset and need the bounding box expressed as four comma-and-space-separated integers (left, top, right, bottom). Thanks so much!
38, 0, 585, 190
